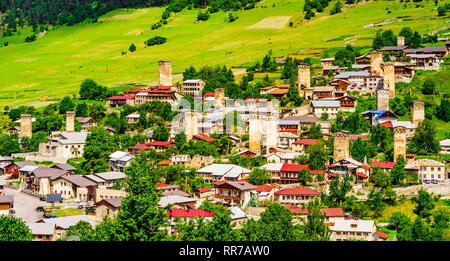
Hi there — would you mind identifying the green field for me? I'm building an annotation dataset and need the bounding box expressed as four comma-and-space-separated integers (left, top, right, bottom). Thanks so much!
0, 0, 447, 107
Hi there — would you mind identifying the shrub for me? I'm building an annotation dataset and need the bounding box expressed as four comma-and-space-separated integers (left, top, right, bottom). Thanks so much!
144, 36, 167, 46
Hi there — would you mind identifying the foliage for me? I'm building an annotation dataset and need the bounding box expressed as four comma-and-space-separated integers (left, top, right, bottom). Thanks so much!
412, 189, 435, 218
82, 127, 119, 173
389, 156, 408, 186
65, 221, 95, 241
247, 168, 270, 185
144, 36, 167, 46
301, 199, 331, 241
79, 79, 115, 100
407, 120, 441, 154
0, 215, 33, 241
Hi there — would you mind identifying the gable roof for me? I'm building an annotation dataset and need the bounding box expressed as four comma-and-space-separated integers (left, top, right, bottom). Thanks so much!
94, 172, 126, 181
14, 161, 38, 168
41, 215, 97, 229
33, 167, 68, 180
52, 163, 76, 171
275, 188, 319, 196
215, 180, 257, 191
293, 139, 318, 145
27, 223, 55, 235
193, 135, 215, 143
330, 220, 375, 233
58, 175, 97, 187
97, 197, 122, 208
280, 164, 310, 172
170, 208, 214, 218
370, 161, 396, 169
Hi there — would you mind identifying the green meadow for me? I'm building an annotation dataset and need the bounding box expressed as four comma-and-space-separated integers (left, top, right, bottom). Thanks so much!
0, 0, 447, 107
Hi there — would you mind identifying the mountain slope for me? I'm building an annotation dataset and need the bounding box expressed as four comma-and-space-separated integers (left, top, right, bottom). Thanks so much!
0, 0, 447, 107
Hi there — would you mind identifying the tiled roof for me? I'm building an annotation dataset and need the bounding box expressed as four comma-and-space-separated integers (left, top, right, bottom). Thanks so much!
275, 188, 319, 195
255, 185, 274, 193
373, 231, 389, 239
310, 170, 326, 175
193, 135, 215, 143
280, 164, 310, 172
196, 187, 212, 193
379, 121, 393, 128
170, 209, 214, 218
370, 161, 395, 169
348, 134, 368, 141
293, 138, 318, 145
146, 141, 175, 147
355, 172, 368, 179
404, 158, 445, 169
157, 160, 171, 165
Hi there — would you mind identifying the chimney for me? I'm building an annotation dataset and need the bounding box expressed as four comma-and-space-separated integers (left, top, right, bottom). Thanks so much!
66, 111, 75, 132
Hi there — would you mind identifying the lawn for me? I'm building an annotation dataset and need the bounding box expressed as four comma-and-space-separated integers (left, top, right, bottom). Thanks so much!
0, 0, 446, 107
52, 208, 84, 217
374, 199, 448, 223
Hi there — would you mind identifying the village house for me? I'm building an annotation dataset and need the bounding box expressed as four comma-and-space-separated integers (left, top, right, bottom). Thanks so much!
278, 131, 299, 147
440, 139, 450, 154
279, 164, 311, 184
39, 215, 97, 240
157, 183, 181, 193
214, 180, 257, 207
291, 138, 318, 153
330, 219, 377, 241
311, 100, 341, 119
158, 195, 198, 208
169, 208, 214, 233
197, 164, 251, 184
361, 110, 398, 126
76, 117, 96, 131
26, 223, 56, 241
22, 167, 71, 197
288, 206, 345, 225
259, 84, 290, 98
108, 151, 135, 172
128, 141, 175, 155
369, 161, 396, 181
0, 156, 13, 166
229, 206, 247, 229
35, 131, 88, 163
274, 187, 320, 206
329, 79, 349, 96
126, 113, 140, 124
254, 184, 278, 201
193, 186, 214, 199
1, 161, 37, 180
312, 86, 336, 100
335, 71, 370, 87
0, 195, 13, 216
404, 158, 446, 183
107, 94, 135, 107
327, 158, 369, 184
181, 79, 206, 96
95, 197, 122, 222
51, 174, 97, 201
92, 172, 126, 188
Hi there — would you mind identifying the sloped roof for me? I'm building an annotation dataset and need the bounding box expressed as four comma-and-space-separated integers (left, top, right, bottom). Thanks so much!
33, 167, 68, 180
370, 161, 395, 169
97, 197, 122, 208
52, 163, 76, 171
275, 188, 319, 195
170, 209, 214, 218
215, 180, 257, 191
330, 220, 375, 233
59, 175, 97, 187
280, 164, 310, 172
94, 172, 126, 181
293, 139, 318, 145
229, 207, 247, 220
41, 215, 97, 229
27, 223, 55, 235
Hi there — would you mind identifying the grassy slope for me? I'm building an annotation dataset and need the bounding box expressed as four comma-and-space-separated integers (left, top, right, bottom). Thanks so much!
0, 0, 447, 107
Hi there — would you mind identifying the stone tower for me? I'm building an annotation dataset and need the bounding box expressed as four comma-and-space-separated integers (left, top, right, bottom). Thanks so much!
65, 111, 75, 132
370, 50, 383, 76
263, 115, 278, 151
411, 100, 425, 126
249, 114, 262, 153
214, 88, 225, 109
382, 62, 395, 98
397, 36, 405, 47
158, 61, 172, 87
20, 114, 32, 138
393, 126, 406, 162
376, 89, 390, 111
184, 110, 198, 141
297, 64, 311, 90
333, 130, 349, 162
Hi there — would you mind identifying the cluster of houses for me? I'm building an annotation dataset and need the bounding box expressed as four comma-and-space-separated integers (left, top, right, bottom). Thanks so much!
1, 40, 448, 242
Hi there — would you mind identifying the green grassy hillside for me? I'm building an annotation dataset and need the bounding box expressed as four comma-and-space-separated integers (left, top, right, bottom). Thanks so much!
0, 0, 447, 107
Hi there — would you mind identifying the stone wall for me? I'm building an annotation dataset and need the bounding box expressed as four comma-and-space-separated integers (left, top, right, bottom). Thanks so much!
158, 60, 172, 87
333, 130, 349, 162
411, 100, 425, 126
393, 126, 406, 161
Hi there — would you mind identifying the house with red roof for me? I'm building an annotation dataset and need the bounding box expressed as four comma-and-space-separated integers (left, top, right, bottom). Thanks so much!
170, 208, 214, 220
128, 141, 175, 155
106, 95, 135, 107
291, 139, 318, 153
279, 164, 311, 184
287, 205, 345, 225
369, 161, 396, 181
157, 183, 181, 193
193, 186, 214, 199
274, 187, 320, 206
327, 158, 369, 184
192, 135, 215, 143
373, 231, 389, 241
237, 149, 259, 158
254, 184, 280, 201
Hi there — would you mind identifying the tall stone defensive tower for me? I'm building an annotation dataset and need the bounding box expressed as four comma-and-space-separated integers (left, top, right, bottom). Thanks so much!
411, 100, 425, 126
214, 88, 225, 109
65, 111, 75, 132
382, 62, 395, 98
184, 110, 198, 141
333, 130, 349, 162
297, 64, 311, 90
370, 50, 383, 76
249, 114, 262, 153
397, 36, 405, 47
376, 89, 390, 111
393, 126, 406, 162
20, 114, 32, 138
263, 115, 278, 151
158, 61, 172, 87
